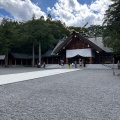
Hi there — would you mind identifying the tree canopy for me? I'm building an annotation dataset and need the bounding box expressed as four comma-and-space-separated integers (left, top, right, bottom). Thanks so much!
103, 0, 120, 54
0, 16, 106, 57
0, 17, 70, 54
0, 16, 70, 66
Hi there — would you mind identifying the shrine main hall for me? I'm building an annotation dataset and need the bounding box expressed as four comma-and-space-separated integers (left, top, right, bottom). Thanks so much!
43, 30, 113, 65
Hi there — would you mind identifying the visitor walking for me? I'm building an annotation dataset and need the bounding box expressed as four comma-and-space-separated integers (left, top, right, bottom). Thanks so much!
117, 60, 120, 69
79, 59, 82, 67
43, 62, 46, 68
37, 62, 41, 68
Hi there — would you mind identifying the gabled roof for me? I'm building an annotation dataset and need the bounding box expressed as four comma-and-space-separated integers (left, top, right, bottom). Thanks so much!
88, 37, 112, 53
51, 40, 64, 55
52, 32, 112, 54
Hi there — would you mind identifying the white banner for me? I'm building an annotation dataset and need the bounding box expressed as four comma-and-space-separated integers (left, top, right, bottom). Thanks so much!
66, 48, 92, 58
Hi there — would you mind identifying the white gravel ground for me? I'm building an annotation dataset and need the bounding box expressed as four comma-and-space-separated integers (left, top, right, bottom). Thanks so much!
0, 64, 119, 120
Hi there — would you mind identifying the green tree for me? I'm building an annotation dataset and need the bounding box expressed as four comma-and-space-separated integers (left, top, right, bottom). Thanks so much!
103, 0, 120, 53
24, 19, 38, 67
46, 14, 52, 21
87, 25, 103, 37
0, 18, 19, 66
0, 17, 70, 67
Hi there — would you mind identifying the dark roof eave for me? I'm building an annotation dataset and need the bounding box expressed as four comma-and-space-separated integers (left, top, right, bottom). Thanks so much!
42, 55, 60, 58
11, 53, 38, 59
53, 36, 73, 54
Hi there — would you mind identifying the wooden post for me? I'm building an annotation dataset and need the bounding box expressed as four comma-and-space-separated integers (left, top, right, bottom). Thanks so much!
21, 60, 23, 66
15, 59, 16, 66
58, 58, 60, 64
26, 60, 28, 65
47, 58, 48, 64
9, 60, 11, 65
89, 57, 92, 64
52, 58, 53, 64
66, 58, 68, 64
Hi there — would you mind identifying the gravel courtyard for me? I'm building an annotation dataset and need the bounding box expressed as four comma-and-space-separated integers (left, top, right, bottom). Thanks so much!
0, 66, 120, 120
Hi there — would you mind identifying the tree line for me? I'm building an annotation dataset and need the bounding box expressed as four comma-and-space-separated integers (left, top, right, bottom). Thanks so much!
0, 15, 70, 66
0, 0, 120, 67
0, 14, 103, 66
103, 0, 120, 54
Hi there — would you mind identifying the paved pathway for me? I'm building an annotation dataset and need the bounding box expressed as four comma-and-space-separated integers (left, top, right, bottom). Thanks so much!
0, 69, 79, 85
0, 64, 119, 85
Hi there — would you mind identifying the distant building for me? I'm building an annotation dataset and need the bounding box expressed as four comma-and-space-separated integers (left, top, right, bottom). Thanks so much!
0, 55, 5, 66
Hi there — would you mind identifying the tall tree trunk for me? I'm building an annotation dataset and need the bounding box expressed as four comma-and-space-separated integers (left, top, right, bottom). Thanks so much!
5, 51, 8, 67
39, 40, 41, 64
32, 43, 35, 67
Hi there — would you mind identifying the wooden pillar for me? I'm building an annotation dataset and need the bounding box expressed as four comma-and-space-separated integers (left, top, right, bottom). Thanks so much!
21, 60, 23, 66
89, 57, 92, 64
57, 58, 60, 64
15, 59, 16, 66
9, 60, 11, 65
10, 60, 12, 65
47, 58, 48, 64
66, 58, 68, 64
52, 58, 53, 64
26, 60, 28, 65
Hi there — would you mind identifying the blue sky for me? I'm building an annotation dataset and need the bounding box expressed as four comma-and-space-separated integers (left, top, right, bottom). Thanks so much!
0, 0, 111, 27
30, 0, 96, 15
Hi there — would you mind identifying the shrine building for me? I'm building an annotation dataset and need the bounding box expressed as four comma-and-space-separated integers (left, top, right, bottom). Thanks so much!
43, 30, 113, 64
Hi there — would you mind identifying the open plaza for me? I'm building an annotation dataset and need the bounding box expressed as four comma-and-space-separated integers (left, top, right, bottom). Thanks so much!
0, 0, 120, 119
0, 64, 120, 119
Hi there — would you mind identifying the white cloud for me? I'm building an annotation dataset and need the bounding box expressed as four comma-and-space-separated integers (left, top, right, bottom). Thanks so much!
0, 0, 112, 27
0, 0, 46, 22
47, 0, 112, 27
0, 15, 4, 22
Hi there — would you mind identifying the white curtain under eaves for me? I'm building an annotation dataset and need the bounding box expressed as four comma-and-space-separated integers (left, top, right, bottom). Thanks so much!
66, 48, 92, 58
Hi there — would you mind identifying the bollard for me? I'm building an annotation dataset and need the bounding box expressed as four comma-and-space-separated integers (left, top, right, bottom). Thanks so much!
118, 64, 120, 69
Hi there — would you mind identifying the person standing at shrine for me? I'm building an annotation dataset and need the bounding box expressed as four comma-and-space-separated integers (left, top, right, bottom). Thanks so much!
75, 61, 77, 68
117, 60, 120, 69
43, 61, 46, 68
37, 62, 41, 68
83, 59, 86, 67
79, 59, 82, 67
